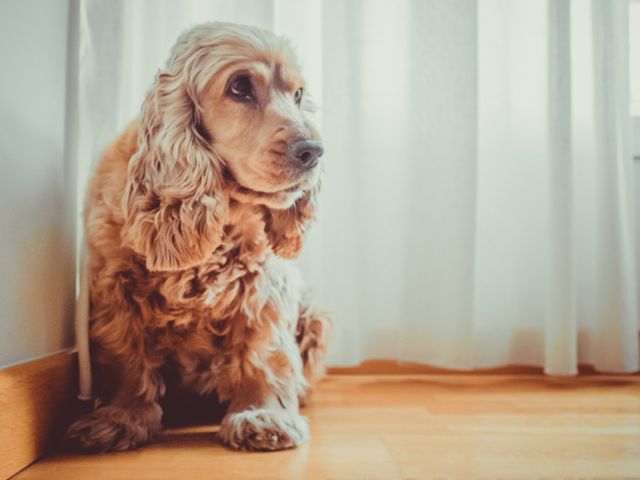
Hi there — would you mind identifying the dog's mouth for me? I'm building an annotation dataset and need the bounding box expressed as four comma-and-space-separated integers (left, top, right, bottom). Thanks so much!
222, 166, 305, 207
222, 166, 301, 194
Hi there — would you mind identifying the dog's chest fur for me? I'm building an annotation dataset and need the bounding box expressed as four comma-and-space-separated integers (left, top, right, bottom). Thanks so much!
129, 201, 279, 338
144, 201, 270, 322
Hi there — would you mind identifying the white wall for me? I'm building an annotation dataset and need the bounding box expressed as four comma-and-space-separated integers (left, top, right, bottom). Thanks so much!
0, 0, 75, 366
631, 0, 640, 116
633, 119, 640, 310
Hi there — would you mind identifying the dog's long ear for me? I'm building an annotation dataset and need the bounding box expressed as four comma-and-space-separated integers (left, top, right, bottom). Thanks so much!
122, 40, 228, 272
265, 184, 320, 259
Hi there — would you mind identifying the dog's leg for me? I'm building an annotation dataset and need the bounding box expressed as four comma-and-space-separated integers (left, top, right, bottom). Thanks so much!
296, 305, 332, 405
66, 310, 164, 452
217, 317, 309, 451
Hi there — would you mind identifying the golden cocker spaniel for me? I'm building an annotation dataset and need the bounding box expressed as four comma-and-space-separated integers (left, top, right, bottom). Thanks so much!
66, 22, 331, 452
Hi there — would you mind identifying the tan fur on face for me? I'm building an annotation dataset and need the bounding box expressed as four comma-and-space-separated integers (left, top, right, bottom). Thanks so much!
66, 22, 331, 453
201, 58, 320, 200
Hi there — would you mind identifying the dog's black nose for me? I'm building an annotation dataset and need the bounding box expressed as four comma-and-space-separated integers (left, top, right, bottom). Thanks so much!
290, 139, 324, 169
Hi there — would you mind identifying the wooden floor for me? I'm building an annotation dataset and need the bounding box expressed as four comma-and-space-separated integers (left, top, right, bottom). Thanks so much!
13, 375, 640, 480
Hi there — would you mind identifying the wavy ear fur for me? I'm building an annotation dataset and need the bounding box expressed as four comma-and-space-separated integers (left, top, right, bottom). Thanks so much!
123, 36, 228, 272
265, 185, 319, 259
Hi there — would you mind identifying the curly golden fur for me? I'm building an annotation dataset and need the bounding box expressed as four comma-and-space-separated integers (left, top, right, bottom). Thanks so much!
66, 22, 331, 452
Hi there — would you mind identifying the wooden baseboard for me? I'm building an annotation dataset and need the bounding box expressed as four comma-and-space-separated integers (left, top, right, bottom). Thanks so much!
0, 351, 78, 479
326, 359, 637, 375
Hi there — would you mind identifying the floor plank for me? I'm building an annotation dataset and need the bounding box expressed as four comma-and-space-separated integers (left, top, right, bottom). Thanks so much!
13, 375, 640, 480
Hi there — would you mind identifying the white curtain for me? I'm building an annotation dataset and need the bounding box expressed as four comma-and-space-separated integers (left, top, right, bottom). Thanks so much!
71, 0, 639, 374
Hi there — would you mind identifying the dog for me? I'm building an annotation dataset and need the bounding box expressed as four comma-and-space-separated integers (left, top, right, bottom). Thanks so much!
66, 22, 331, 452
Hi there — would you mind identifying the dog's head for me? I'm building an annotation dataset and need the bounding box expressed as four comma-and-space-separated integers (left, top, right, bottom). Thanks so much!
123, 23, 322, 271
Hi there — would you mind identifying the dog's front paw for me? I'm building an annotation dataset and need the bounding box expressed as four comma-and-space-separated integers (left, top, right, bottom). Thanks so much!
219, 408, 309, 451
66, 404, 162, 453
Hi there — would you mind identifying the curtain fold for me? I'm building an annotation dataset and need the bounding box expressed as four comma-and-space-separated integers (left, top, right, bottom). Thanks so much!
73, 0, 639, 374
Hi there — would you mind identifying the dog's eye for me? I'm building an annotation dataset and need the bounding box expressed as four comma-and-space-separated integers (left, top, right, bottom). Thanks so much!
228, 76, 255, 102
294, 87, 303, 106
